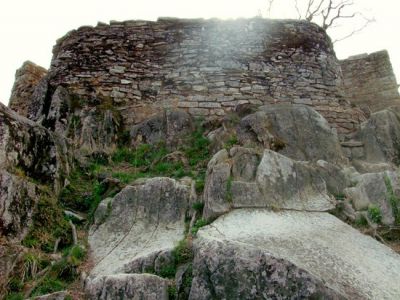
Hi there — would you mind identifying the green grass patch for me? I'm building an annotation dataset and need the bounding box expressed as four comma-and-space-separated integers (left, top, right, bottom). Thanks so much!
172, 239, 194, 266
22, 196, 71, 252
5, 292, 24, 300
158, 265, 177, 278
31, 277, 67, 297
191, 218, 209, 235
334, 193, 346, 201
192, 202, 204, 214
368, 205, 382, 224
224, 135, 238, 149
167, 285, 177, 299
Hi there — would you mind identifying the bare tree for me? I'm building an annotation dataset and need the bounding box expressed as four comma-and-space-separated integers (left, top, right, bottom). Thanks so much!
266, 0, 374, 43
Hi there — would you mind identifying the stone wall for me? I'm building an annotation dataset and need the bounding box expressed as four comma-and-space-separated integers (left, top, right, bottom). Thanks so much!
47, 17, 362, 134
8, 61, 47, 117
340, 50, 400, 113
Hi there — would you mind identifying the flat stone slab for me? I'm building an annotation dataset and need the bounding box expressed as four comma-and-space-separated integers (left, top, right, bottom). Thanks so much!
195, 209, 400, 299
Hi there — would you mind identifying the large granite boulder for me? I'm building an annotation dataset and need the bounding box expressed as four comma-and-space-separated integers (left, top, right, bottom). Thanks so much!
357, 108, 400, 165
8, 61, 47, 118
203, 148, 335, 219
86, 177, 194, 298
237, 104, 346, 164
190, 209, 400, 299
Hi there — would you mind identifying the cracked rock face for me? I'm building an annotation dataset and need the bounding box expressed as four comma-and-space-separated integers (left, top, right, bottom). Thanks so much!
130, 110, 193, 150
88, 177, 193, 277
85, 274, 168, 300
0, 103, 69, 240
190, 209, 400, 300
357, 107, 400, 165
237, 104, 346, 164
0, 103, 56, 183
0, 170, 42, 240
8, 61, 47, 118
203, 147, 335, 220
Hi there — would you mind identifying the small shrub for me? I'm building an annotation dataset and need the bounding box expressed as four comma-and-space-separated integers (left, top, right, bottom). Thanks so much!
355, 214, 368, 227
167, 285, 177, 299
172, 239, 193, 265
87, 181, 107, 223
158, 265, 176, 278
183, 123, 210, 167
5, 292, 24, 300
224, 135, 238, 149
7, 278, 23, 293
143, 266, 155, 274
191, 218, 209, 235
368, 205, 382, 224
23, 251, 48, 280
112, 172, 136, 184
22, 196, 71, 252
31, 276, 66, 297
111, 147, 138, 164
59, 169, 94, 212
195, 179, 205, 194
192, 202, 204, 213
334, 193, 345, 201
67, 245, 86, 261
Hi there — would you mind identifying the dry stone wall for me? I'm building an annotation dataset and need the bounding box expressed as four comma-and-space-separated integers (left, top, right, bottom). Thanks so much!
340, 50, 400, 113
47, 17, 361, 134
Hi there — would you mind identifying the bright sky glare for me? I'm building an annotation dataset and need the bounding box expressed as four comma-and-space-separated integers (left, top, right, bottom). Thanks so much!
1, 0, 399, 104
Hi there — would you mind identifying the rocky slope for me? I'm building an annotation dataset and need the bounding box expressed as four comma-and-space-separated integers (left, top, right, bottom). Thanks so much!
1, 17, 400, 300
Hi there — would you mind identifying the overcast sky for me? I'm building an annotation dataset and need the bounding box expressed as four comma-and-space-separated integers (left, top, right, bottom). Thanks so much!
1, 0, 399, 105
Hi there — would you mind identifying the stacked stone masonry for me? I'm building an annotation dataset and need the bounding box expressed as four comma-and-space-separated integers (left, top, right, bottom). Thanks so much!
46, 17, 364, 134
340, 50, 400, 113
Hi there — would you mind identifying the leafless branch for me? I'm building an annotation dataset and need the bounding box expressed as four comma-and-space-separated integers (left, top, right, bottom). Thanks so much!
266, 0, 274, 16
306, 0, 325, 22
266, 0, 373, 42
333, 15, 375, 43
295, 0, 302, 19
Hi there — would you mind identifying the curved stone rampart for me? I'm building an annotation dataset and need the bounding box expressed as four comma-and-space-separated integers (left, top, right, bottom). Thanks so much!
48, 17, 360, 133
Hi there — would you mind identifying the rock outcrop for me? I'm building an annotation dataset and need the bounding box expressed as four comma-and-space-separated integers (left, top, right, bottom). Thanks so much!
2, 17, 400, 300
237, 104, 347, 164
130, 110, 193, 149
8, 61, 47, 118
87, 177, 193, 277
344, 171, 400, 225
203, 147, 335, 219
357, 108, 400, 165
85, 274, 168, 300
191, 209, 400, 299
0, 103, 69, 239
